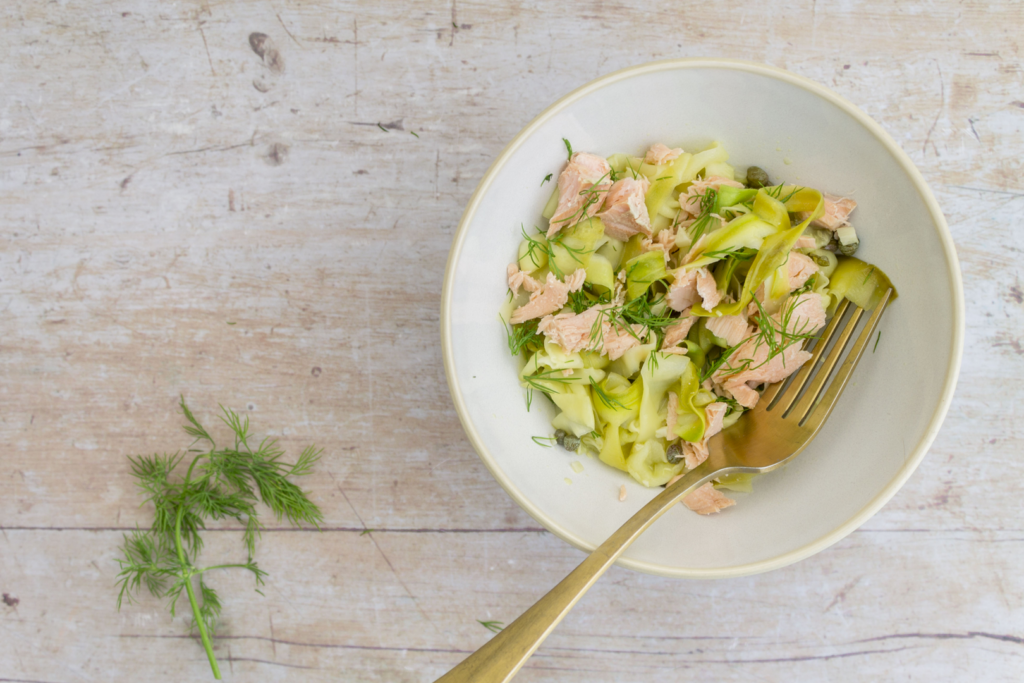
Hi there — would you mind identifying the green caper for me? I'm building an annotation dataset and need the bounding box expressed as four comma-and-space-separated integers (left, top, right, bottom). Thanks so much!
666, 442, 683, 464
809, 253, 831, 268
838, 240, 859, 256
746, 166, 771, 189
562, 435, 581, 452
554, 429, 566, 447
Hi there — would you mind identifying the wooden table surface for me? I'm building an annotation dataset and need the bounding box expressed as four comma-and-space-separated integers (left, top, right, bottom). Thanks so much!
2, 1, 1022, 681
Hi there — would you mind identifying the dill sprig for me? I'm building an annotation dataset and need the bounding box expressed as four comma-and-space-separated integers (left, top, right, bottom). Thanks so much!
589, 377, 625, 410
562, 137, 573, 160
688, 188, 719, 243
116, 397, 323, 680
541, 173, 552, 187
522, 368, 575, 411
504, 318, 542, 357
764, 184, 801, 203
586, 292, 674, 350
518, 225, 590, 278
479, 620, 505, 634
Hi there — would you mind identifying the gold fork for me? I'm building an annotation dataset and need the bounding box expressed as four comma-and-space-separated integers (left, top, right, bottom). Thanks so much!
436, 289, 893, 683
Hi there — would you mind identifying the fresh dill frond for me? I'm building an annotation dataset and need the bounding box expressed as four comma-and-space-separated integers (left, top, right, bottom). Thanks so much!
478, 620, 505, 634
504, 318, 542, 357
531, 435, 556, 448
522, 368, 575, 396
562, 137, 573, 160
541, 173, 552, 186
410, 131, 420, 138
377, 123, 388, 133
862, 266, 875, 285
115, 397, 324, 680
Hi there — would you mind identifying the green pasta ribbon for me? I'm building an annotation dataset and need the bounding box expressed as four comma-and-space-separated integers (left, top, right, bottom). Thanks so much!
626, 440, 683, 488
624, 250, 668, 301
672, 358, 707, 443
593, 373, 643, 472
827, 256, 899, 312
636, 352, 694, 443
691, 188, 825, 317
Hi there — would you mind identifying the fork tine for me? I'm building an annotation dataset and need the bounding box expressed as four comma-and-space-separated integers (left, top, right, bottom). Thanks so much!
800, 289, 892, 431
768, 299, 851, 412
786, 303, 865, 421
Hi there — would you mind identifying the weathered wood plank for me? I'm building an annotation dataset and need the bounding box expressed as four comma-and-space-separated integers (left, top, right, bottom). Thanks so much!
1, 0, 1022, 680
2, 528, 1022, 681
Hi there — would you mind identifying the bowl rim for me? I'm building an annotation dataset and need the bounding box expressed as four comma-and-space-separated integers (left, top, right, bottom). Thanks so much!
440, 57, 965, 579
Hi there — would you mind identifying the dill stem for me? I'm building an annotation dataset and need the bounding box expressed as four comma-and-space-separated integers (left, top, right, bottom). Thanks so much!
196, 563, 251, 574
175, 456, 221, 680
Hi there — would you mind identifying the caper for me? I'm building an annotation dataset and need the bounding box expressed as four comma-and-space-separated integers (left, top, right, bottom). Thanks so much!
554, 429, 566, 447
562, 435, 581, 452
666, 442, 683, 464
746, 166, 771, 189
837, 240, 859, 256
810, 253, 831, 268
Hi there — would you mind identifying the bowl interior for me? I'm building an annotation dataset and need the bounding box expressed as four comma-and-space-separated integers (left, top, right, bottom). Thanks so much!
444, 61, 961, 577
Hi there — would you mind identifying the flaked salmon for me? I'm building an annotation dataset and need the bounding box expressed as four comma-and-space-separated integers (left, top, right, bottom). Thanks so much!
644, 143, 683, 165
598, 176, 652, 241
507, 263, 541, 298
786, 252, 818, 291
716, 293, 828, 408
682, 482, 735, 515
661, 316, 695, 350
705, 313, 750, 348
538, 304, 644, 360
682, 402, 727, 469
665, 391, 678, 440
797, 193, 857, 231
510, 269, 587, 324
548, 152, 612, 237
667, 267, 720, 311
747, 252, 820, 318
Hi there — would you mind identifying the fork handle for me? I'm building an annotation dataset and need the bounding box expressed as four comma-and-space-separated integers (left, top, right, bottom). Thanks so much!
434, 464, 718, 683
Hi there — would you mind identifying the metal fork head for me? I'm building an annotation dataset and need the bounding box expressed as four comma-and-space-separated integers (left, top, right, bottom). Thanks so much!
708, 289, 893, 472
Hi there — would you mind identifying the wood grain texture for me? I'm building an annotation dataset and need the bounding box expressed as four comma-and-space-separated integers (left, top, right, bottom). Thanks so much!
1, 1, 1022, 681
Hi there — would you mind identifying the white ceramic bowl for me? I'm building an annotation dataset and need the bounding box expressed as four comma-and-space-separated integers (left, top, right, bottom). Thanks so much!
441, 59, 963, 578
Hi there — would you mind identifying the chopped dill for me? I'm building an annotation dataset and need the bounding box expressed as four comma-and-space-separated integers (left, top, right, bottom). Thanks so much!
862, 266, 875, 285
531, 435, 557, 448
688, 188, 719, 243
377, 123, 388, 133
562, 137, 573, 160
706, 295, 818, 382
541, 173, 552, 187
410, 131, 419, 138
873, 330, 881, 353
